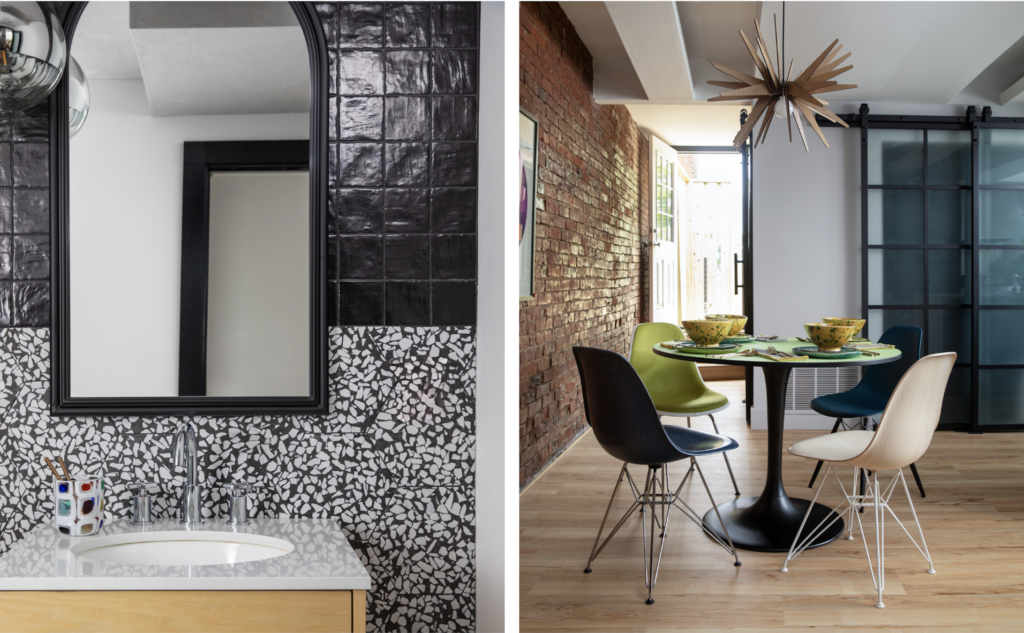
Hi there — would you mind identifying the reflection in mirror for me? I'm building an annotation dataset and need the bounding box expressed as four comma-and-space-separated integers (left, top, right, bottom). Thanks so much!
68, 1, 312, 398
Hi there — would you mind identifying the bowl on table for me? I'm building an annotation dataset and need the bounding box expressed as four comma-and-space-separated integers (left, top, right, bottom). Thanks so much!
682, 319, 733, 347
707, 314, 748, 336
804, 323, 859, 353
822, 317, 866, 336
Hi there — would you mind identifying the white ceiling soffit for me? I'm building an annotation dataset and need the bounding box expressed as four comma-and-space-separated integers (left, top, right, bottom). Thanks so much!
759, 1, 1024, 107
604, 2, 694, 102
676, 1, 758, 102
558, 2, 648, 101
627, 104, 747, 146
73, 1, 143, 79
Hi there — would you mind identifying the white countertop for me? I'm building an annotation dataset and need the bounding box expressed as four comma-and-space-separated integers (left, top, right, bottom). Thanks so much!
0, 518, 371, 591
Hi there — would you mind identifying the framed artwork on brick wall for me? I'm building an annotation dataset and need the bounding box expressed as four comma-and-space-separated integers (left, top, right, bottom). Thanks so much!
520, 109, 539, 299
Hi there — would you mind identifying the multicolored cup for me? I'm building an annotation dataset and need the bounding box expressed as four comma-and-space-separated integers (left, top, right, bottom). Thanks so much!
54, 476, 106, 537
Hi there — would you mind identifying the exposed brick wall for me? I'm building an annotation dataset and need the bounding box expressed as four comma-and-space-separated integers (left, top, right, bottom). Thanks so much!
519, 2, 649, 487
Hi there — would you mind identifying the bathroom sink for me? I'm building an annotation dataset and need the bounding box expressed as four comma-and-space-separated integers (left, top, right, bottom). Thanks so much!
70, 531, 294, 567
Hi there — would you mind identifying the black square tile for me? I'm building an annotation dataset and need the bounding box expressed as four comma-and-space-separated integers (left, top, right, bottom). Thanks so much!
13, 280, 48, 326
0, 188, 11, 233
337, 3, 384, 48
385, 51, 430, 94
339, 281, 384, 325
0, 143, 11, 187
339, 143, 383, 187
432, 96, 476, 140
13, 144, 47, 187
386, 3, 429, 48
431, 234, 475, 279
329, 97, 339, 140
13, 189, 47, 233
385, 235, 429, 278
12, 103, 48, 142
329, 144, 338, 188
0, 281, 11, 327
432, 142, 477, 186
327, 280, 340, 327
384, 281, 430, 325
385, 143, 428, 186
431, 50, 477, 94
384, 189, 429, 233
337, 51, 383, 95
13, 235, 48, 280
331, 188, 383, 233
432, 281, 476, 325
314, 3, 337, 49
0, 236, 10, 279
430, 188, 476, 233
0, 112, 11, 142
431, 3, 478, 48
385, 96, 429, 140
327, 234, 340, 280
338, 235, 383, 279
339, 97, 383, 140
328, 50, 339, 95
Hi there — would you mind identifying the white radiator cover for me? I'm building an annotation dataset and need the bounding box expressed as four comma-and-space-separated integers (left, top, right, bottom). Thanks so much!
750, 367, 865, 430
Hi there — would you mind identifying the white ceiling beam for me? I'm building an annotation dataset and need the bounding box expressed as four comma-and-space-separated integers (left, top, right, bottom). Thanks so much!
605, 1, 694, 102
1000, 74, 1024, 106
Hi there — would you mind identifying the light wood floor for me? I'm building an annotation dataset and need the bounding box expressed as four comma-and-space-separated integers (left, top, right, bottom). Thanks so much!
520, 380, 1024, 632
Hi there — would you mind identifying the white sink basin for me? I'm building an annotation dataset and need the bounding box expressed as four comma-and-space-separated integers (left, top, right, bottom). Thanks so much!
70, 531, 294, 567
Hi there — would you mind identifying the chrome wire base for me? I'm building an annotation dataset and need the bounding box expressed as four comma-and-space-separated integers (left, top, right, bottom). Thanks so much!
781, 464, 936, 608
583, 460, 741, 604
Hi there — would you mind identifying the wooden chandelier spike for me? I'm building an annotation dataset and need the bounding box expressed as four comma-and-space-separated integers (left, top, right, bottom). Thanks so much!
712, 16, 857, 150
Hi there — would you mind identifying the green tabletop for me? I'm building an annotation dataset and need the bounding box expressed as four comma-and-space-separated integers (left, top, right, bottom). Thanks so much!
652, 338, 902, 369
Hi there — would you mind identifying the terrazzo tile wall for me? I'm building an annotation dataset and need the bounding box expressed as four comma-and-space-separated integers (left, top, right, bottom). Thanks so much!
0, 3, 480, 632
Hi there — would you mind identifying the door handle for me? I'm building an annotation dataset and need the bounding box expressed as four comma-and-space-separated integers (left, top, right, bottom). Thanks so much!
734, 253, 743, 295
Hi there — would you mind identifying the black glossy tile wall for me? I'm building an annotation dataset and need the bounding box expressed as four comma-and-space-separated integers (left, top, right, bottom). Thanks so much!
324, 2, 480, 327
0, 103, 50, 327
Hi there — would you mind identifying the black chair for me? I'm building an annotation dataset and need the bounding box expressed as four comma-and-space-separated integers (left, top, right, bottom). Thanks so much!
807, 326, 927, 498
573, 346, 741, 605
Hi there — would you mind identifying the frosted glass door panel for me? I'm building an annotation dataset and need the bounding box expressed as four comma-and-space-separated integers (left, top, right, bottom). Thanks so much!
868, 129, 923, 185
868, 249, 924, 305
867, 189, 924, 245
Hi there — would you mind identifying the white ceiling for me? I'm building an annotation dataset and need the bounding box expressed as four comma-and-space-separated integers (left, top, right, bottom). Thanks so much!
560, 1, 1024, 144
72, 1, 309, 117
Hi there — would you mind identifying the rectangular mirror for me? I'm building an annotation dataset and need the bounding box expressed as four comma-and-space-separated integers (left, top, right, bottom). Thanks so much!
51, 1, 328, 414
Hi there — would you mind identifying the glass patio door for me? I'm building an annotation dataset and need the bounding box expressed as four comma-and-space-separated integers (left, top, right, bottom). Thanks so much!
651, 136, 680, 324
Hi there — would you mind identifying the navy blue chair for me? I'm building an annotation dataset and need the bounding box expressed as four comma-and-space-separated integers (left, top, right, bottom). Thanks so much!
807, 326, 927, 497
572, 346, 741, 605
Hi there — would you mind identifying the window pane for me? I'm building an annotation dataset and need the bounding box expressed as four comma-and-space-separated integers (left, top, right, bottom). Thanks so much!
980, 189, 1024, 246
980, 368, 1024, 425
928, 308, 970, 358
867, 189, 924, 245
928, 190, 971, 245
927, 130, 971, 185
980, 309, 1024, 364
866, 308, 924, 342
868, 249, 924, 305
980, 128, 1024, 185
940, 367, 970, 425
979, 249, 1024, 305
867, 129, 923, 185
929, 249, 970, 304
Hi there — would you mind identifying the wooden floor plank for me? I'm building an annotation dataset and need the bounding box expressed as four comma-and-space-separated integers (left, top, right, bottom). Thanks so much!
520, 380, 1024, 631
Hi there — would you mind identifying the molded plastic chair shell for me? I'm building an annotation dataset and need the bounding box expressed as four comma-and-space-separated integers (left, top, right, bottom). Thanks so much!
628, 323, 729, 415
572, 346, 737, 466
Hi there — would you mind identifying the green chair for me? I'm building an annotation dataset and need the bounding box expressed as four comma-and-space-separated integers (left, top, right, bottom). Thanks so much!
628, 322, 740, 496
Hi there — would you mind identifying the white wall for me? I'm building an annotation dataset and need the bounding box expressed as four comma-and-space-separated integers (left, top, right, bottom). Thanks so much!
750, 122, 861, 429
69, 79, 308, 397
476, 3, 508, 631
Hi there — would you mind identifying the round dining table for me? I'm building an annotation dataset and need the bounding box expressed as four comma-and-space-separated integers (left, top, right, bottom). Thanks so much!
653, 338, 902, 552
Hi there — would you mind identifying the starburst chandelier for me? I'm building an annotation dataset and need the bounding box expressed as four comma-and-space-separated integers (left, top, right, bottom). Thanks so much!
709, 11, 856, 152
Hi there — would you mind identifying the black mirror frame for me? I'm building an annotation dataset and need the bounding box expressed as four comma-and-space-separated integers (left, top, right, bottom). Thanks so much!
49, 2, 329, 416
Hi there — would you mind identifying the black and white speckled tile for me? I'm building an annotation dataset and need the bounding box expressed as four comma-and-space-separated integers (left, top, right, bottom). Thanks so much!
0, 326, 476, 633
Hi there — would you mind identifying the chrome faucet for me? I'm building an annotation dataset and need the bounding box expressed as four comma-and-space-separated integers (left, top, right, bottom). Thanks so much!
173, 421, 204, 526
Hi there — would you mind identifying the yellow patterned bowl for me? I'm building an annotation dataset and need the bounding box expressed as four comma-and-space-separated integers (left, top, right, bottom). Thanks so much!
822, 317, 866, 336
682, 319, 733, 347
804, 323, 859, 353
708, 314, 748, 336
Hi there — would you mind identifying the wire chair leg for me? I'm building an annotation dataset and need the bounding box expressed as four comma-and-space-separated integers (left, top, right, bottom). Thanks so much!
898, 467, 935, 574
708, 414, 741, 496
909, 462, 926, 498
874, 472, 885, 608
808, 417, 844, 488
584, 463, 628, 573
692, 459, 741, 567
781, 461, 836, 572
847, 466, 859, 540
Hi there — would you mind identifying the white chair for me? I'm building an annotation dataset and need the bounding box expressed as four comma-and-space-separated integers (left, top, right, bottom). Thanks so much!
779, 352, 956, 608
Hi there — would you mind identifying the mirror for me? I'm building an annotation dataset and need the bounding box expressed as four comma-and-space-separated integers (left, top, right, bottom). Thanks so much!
51, 2, 329, 414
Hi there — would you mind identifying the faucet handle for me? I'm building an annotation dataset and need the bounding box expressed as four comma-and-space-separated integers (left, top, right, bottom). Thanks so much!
222, 483, 258, 526
127, 482, 158, 525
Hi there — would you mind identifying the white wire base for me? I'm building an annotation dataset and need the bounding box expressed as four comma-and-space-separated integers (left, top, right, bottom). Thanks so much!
780, 464, 936, 608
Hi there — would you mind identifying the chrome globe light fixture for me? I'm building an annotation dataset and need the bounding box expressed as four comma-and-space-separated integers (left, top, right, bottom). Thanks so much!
0, 2, 67, 112
67, 56, 88, 136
